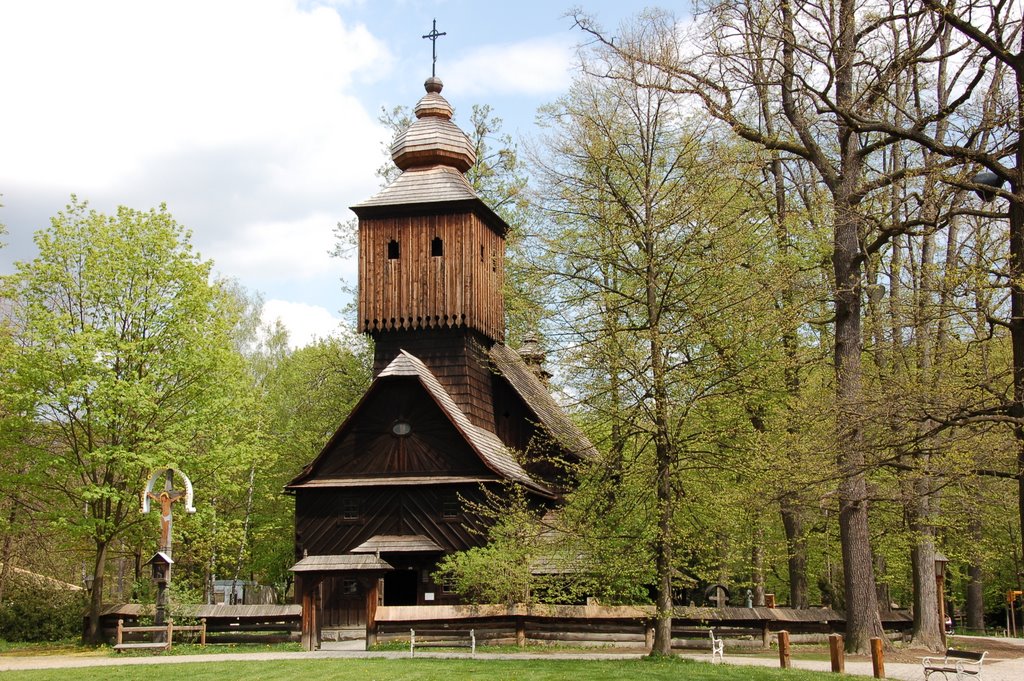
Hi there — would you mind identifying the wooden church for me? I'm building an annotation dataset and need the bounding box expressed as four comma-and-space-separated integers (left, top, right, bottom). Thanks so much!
286, 74, 596, 648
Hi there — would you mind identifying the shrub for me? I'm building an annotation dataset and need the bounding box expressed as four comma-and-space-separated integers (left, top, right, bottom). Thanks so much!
0, 574, 86, 642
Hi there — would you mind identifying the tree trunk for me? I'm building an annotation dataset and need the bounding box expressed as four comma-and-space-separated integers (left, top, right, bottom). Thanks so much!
833, 156, 885, 654
966, 514, 985, 633
649, 243, 674, 656
1011, 166, 1024, 573
831, 0, 885, 653
910, 538, 943, 649
84, 540, 109, 644
781, 500, 808, 608
752, 522, 765, 607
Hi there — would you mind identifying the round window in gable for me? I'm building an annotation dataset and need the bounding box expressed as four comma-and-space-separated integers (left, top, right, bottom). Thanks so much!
392, 420, 412, 437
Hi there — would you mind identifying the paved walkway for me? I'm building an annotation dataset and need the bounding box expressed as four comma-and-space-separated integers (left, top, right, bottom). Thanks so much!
2, 638, 1023, 680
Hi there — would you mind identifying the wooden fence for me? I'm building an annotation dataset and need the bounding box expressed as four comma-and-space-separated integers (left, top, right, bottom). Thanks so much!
94, 603, 300, 645
369, 604, 913, 650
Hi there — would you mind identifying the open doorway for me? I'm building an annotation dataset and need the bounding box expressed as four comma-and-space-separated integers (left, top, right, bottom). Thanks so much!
383, 569, 418, 606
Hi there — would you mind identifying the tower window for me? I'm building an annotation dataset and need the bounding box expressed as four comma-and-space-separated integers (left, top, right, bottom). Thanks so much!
431, 236, 444, 257
388, 240, 400, 260
480, 245, 484, 262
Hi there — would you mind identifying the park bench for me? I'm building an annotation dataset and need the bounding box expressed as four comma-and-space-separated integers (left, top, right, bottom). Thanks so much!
114, 617, 206, 652
409, 628, 475, 656
922, 649, 986, 680
709, 628, 724, 662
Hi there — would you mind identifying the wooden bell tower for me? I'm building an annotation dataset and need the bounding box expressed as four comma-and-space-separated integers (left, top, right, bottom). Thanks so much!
351, 77, 509, 430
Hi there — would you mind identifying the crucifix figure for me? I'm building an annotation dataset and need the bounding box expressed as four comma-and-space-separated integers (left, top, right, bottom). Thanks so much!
141, 467, 195, 558
141, 467, 195, 631
422, 18, 446, 78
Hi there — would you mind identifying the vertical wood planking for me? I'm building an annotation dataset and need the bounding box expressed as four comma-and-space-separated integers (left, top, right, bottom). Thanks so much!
358, 211, 504, 341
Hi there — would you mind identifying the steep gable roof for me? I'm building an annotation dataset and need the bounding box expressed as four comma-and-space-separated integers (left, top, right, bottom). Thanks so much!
489, 343, 599, 462
287, 350, 555, 498
379, 351, 553, 494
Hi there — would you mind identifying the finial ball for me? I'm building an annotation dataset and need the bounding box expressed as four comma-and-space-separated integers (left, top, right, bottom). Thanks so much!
424, 76, 444, 93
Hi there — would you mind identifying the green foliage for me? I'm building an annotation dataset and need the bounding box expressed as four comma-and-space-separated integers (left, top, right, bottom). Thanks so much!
433, 486, 538, 605
0, 576, 85, 642
2, 197, 253, 638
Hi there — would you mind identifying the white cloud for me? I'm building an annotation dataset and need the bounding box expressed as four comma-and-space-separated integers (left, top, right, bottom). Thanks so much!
446, 36, 574, 97
0, 0, 390, 190
0, 0, 389, 318
261, 299, 343, 349
210, 212, 340, 284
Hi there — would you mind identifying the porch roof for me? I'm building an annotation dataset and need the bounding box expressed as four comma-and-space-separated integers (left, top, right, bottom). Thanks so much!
289, 554, 394, 573
350, 534, 444, 554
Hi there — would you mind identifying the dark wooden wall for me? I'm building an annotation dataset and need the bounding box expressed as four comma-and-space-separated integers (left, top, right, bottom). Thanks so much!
314, 376, 491, 478
295, 485, 491, 557
358, 210, 505, 343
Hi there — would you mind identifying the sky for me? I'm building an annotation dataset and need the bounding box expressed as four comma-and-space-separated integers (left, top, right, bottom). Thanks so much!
0, 0, 662, 348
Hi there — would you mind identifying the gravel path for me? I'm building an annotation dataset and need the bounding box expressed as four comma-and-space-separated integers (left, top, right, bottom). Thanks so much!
2, 638, 1022, 680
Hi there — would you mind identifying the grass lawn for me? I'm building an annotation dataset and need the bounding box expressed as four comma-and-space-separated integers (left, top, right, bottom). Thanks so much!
0, 657, 845, 681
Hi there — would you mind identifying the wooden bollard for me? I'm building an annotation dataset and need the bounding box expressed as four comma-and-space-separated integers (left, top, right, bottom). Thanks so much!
778, 630, 791, 668
870, 637, 885, 678
828, 633, 844, 673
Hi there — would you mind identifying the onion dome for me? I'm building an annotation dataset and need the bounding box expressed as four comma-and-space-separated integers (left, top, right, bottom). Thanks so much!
391, 77, 476, 172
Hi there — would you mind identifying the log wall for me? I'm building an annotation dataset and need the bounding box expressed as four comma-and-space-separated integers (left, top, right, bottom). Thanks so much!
359, 211, 504, 343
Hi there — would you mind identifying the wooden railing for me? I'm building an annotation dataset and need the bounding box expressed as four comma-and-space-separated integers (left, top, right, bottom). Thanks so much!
113, 618, 206, 652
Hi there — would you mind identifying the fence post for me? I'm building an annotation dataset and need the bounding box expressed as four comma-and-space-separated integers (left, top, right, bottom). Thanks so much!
829, 633, 845, 673
516, 616, 526, 648
200, 618, 207, 646
116, 619, 124, 647
644, 620, 655, 652
166, 619, 174, 650
870, 637, 885, 678
778, 630, 791, 668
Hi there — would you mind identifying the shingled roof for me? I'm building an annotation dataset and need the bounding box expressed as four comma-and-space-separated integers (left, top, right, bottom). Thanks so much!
286, 350, 556, 498
490, 343, 599, 462
352, 165, 477, 209
350, 534, 443, 554
380, 351, 556, 497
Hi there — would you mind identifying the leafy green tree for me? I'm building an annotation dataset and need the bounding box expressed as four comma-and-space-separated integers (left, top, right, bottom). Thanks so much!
248, 333, 371, 596
529, 26, 786, 652
433, 486, 541, 606
4, 198, 249, 642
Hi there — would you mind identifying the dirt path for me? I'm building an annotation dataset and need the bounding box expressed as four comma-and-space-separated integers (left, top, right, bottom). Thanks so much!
2, 636, 1022, 679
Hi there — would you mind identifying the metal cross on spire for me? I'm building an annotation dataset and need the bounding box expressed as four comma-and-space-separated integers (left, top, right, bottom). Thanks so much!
422, 18, 446, 77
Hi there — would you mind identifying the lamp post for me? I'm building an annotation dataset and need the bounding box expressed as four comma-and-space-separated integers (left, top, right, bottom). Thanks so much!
935, 553, 949, 646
